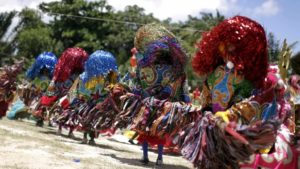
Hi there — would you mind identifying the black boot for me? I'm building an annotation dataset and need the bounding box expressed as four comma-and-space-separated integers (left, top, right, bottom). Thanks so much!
88, 132, 96, 145
36, 118, 44, 127
88, 139, 96, 145
140, 157, 149, 165
81, 132, 88, 144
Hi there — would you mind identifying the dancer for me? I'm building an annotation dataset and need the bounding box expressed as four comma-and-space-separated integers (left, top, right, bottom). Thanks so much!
290, 52, 300, 136
114, 23, 190, 165
240, 40, 299, 169
7, 52, 57, 119
186, 15, 296, 169
111, 16, 290, 168
56, 50, 118, 143
35, 47, 88, 127
80, 50, 118, 144
0, 61, 23, 119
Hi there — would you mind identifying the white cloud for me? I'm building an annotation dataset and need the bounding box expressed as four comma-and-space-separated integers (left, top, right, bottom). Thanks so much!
254, 0, 279, 17
107, 0, 238, 21
0, 0, 56, 12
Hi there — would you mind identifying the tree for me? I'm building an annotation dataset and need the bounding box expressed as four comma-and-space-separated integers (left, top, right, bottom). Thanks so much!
175, 11, 225, 88
267, 32, 280, 63
291, 52, 300, 74
16, 27, 54, 59
0, 11, 16, 65
13, 8, 56, 67
39, 0, 158, 66
1, 0, 227, 88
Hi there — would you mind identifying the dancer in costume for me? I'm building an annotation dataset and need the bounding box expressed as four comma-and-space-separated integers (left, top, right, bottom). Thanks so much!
80, 50, 118, 144
290, 52, 300, 136
240, 41, 299, 169
186, 15, 297, 169
56, 50, 118, 143
111, 16, 291, 168
26, 52, 57, 93
35, 47, 88, 127
7, 52, 57, 119
113, 23, 191, 165
0, 61, 23, 119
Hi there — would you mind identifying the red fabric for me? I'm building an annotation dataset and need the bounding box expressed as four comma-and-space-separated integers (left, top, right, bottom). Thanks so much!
193, 88, 200, 99
130, 55, 137, 67
137, 134, 166, 146
164, 134, 176, 147
32, 109, 43, 118
60, 98, 70, 110
40, 95, 58, 106
0, 101, 9, 118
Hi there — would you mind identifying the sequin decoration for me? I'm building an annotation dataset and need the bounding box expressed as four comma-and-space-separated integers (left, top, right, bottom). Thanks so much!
53, 47, 88, 82
26, 52, 57, 81
80, 50, 118, 91
192, 15, 268, 88
134, 23, 175, 53
81, 50, 118, 84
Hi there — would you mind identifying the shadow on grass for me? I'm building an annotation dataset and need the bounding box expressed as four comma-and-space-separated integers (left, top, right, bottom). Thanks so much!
148, 147, 182, 157
106, 138, 182, 157
39, 130, 83, 141
103, 153, 191, 169
93, 143, 133, 153
39, 130, 133, 153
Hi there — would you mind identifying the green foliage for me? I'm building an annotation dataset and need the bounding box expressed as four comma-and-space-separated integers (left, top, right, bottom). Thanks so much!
39, 0, 158, 65
16, 7, 45, 30
0, 0, 226, 88
175, 11, 225, 88
16, 27, 54, 59
13, 8, 55, 68
267, 32, 280, 63
0, 11, 16, 65
291, 52, 300, 74
0, 11, 16, 39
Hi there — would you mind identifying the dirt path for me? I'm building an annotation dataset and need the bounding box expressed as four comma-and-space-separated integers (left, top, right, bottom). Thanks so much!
0, 119, 193, 169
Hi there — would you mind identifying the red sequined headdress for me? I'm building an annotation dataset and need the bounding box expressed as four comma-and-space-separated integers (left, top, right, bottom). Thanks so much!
192, 16, 268, 88
53, 47, 89, 82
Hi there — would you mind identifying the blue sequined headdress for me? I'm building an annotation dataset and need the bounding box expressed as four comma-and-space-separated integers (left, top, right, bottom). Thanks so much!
80, 50, 118, 84
26, 52, 58, 80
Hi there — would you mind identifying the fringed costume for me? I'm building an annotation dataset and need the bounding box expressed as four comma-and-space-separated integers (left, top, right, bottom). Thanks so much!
35, 47, 88, 127
0, 61, 23, 119
56, 50, 118, 142
109, 16, 295, 168
187, 15, 297, 169
112, 23, 191, 165
7, 52, 57, 119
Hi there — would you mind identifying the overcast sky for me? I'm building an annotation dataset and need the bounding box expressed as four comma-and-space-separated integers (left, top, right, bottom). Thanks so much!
0, 0, 299, 52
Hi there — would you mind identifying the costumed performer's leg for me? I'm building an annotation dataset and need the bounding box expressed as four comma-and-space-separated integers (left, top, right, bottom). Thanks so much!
141, 141, 149, 164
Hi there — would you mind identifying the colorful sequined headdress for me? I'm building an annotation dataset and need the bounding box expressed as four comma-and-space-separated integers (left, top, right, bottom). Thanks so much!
26, 52, 57, 80
134, 23, 187, 75
192, 16, 268, 88
80, 50, 118, 90
53, 47, 88, 82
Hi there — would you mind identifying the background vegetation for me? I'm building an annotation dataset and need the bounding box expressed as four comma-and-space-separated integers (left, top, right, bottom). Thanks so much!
0, 0, 289, 88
